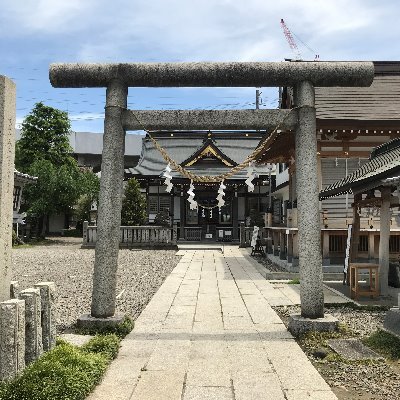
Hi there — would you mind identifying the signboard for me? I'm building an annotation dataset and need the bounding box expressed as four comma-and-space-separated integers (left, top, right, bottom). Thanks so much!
205, 233, 213, 239
251, 226, 260, 248
218, 230, 224, 238
344, 224, 352, 275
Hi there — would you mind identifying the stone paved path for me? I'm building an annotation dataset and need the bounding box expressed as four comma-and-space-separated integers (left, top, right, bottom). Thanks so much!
88, 247, 338, 400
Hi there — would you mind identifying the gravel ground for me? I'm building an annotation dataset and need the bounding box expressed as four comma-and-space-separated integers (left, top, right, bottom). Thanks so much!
253, 255, 288, 272
275, 305, 400, 400
12, 238, 181, 333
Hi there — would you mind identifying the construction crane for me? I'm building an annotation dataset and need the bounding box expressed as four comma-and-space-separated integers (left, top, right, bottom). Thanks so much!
280, 19, 302, 61
280, 19, 319, 61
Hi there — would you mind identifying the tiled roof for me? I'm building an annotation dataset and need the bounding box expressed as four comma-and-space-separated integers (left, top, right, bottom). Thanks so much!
320, 138, 400, 199
125, 133, 273, 180
14, 169, 37, 183
315, 75, 400, 121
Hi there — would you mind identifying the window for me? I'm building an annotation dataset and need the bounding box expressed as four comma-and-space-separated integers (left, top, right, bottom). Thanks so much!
329, 235, 346, 252
148, 196, 171, 213
358, 236, 369, 252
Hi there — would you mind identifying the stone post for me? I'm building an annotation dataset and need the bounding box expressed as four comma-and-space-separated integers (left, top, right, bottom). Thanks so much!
379, 187, 391, 296
19, 288, 43, 364
91, 80, 127, 318
172, 222, 178, 245
239, 222, 245, 247
34, 282, 56, 352
82, 220, 89, 245
10, 281, 19, 299
0, 76, 16, 303
294, 81, 324, 319
0, 299, 25, 380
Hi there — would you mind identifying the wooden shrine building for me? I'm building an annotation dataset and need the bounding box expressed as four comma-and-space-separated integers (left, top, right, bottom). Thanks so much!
256, 61, 400, 269
320, 137, 400, 295
125, 131, 274, 241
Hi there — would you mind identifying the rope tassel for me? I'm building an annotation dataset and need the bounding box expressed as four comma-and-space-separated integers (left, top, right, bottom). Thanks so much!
245, 162, 256, 192
217, 181, 226, 208
162, 163, 173, 192
187, 181, 198, 210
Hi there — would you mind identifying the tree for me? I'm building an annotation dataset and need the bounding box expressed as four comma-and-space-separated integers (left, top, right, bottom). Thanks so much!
23, 160, 82, 236
16, 102, 74, 172
154, 208, 171, 227
74, 170, 100, 228
121, 178, 147, 226
16, 102, 92, 237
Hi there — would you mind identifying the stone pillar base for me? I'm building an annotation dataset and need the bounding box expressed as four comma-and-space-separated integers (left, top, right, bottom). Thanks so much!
383, 308, 400, 337
77, 313, 125, 331
288, 313, 339, 337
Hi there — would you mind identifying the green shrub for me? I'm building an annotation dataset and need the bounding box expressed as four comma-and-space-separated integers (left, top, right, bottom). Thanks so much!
82, 334, 120, 361
363, 329, 400, 359
77, 315, 134, 338
288, 278, 300, 284
2, 342, 108, 400
61, 228, 82, 237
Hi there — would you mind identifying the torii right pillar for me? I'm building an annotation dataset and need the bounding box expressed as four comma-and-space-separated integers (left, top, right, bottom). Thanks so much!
288, 81, 338, 335
295, 81, 324, 318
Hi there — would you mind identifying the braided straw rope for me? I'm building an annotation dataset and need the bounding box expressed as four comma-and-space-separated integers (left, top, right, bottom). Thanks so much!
130, 108, 297, 183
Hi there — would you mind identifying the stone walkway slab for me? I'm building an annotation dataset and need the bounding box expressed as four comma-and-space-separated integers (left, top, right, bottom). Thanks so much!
87, 247, 337, 400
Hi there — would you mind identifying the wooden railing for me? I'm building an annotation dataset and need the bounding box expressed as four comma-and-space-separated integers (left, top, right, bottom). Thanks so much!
184, 227, 202, 241
82, 221, 177, 248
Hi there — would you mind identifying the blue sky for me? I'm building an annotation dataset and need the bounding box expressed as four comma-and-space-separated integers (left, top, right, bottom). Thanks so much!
1, 0, 399, 134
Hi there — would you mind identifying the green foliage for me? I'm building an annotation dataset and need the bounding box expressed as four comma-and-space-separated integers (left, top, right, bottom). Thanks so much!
15, 103, 101, 235
61, 229, 82, 237
12, 229, 17, 245
23, 159, 81, 218
154, 208, 170, 227
287, 278, 300, 284
81, 334, 120, 361
76, 316, 134, 339
121, 178, 147, 226
1, 341, 108, 400
15, 102, 73, 172
363, 329, 400, 359
74, 171, 100, 226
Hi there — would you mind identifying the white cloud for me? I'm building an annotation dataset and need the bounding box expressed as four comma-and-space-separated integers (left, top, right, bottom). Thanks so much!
0, 0, 95, 35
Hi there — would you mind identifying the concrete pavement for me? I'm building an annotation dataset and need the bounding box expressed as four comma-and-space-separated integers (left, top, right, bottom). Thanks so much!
87, 247, 338, 400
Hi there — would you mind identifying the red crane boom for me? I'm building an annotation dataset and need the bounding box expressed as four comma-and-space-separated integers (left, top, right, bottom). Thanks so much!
280, 18, 302, 60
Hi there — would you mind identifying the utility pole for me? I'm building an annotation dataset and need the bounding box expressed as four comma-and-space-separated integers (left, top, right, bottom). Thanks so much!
256, 89, 261, 109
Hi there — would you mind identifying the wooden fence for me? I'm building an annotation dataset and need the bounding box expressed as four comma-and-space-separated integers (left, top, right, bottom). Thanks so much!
82, 222, 177, 248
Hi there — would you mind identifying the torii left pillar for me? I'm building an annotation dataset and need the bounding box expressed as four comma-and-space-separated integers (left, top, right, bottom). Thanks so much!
0, 76, 16, 303
78, 80, 127, 327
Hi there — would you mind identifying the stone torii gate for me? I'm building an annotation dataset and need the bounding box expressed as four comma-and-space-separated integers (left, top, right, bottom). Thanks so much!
50, 62, 374, 329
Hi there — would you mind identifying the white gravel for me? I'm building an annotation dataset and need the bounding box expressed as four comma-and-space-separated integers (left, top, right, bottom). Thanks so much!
12, 238, 181, 332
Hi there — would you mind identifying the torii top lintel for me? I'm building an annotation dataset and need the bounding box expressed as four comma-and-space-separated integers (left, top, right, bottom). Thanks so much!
49, 61, 374, 88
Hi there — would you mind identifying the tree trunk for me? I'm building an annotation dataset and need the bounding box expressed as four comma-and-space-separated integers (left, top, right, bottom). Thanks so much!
41, 215, 47, 238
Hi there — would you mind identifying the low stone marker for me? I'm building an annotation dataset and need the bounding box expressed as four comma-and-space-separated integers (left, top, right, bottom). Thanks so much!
19, 288, 43, 364
0, 299, 25, 380
10, 281, 19, 299
34, 282, 56, 351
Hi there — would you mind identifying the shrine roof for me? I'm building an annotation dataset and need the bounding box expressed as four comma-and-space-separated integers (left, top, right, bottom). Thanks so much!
125, 131, 273, 180
319, 138, 400, 199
